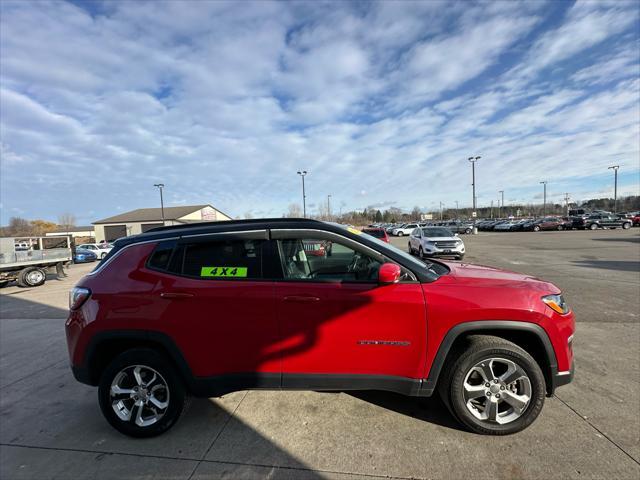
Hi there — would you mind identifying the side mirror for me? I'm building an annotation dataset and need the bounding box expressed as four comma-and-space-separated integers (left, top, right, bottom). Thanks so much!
378, 263, 401, 285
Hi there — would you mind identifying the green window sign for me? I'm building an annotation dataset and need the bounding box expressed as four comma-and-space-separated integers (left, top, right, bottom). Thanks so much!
200, 266, 248, 278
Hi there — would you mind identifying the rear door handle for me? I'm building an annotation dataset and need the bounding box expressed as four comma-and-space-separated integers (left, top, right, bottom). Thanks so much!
283, 295, 320, 303
160, 292, 194, 299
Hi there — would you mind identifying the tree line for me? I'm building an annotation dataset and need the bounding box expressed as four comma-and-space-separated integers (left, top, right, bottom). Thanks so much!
0, 214, 77, 237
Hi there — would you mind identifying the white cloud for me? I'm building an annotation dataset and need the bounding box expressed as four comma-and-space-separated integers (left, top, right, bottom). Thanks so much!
0, 0, 638, 222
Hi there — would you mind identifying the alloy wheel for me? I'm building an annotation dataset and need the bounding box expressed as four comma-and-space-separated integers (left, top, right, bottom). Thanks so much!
110, 365, 170, 427
462, 357, 531, 425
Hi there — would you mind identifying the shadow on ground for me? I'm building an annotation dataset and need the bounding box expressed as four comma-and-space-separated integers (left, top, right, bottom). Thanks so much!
347, 391, 462, 430
571, 259, 640, 272
591, 235, 640, 244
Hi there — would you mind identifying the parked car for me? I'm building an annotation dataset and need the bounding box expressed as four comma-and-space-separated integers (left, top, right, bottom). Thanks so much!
73, 248, 97, 263
392, 223, 419, 236
441, 221, 474, 234
408, 226, 465, 260
66, 218, 574, 437
78, 243, 113, 259
569, 214, 590, 230
524, 217, 566, 232
362, 227, 390, 243
302, 240, 328, 257
632, 213, 640, 226
584, 214, 632, 230
494, 221, 518, 231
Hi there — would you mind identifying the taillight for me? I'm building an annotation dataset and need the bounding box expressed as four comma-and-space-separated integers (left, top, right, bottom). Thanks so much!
69, 287, 91, 310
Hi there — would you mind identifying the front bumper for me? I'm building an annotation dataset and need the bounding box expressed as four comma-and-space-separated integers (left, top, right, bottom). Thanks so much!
550, 362, 574, 395
424, 244, 465, 256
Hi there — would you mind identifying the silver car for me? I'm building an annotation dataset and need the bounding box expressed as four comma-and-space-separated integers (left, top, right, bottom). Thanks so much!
408, 226, 465, 260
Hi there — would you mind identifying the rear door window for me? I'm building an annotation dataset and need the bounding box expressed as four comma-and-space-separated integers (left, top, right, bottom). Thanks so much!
179, 239, 265, 279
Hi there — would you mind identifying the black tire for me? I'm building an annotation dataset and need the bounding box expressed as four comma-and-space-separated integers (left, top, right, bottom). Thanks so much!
419, 246, 424, 258
98, 348, 189, 438
589, 223, 598, 230
408, 243, 413, 254
533, 225, 540, 232
438, 335, 545, 435
623, 222, 631, 230
556, 225, 562, 231
465, 228, 472, 234
397, 232, 404, 236
455, 255, 464, 261
16, 267, 46, 287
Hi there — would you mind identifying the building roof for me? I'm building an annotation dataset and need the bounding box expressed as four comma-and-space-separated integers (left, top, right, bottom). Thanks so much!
93, 205, 211, 224
51, 225, 95, 232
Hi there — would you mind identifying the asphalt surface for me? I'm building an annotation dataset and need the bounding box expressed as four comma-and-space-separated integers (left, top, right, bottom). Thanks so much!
1, 229, 639, 479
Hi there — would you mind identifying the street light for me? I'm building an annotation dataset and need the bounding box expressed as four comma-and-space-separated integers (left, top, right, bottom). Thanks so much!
153, 183, 165, 225
439, 201, 444, 220
327, 194, 332, 220
498, 190, 504, 217
608, 165, 620, 213
296, 171, 307, 218
540, 181, 548, 217
468, 156, 481, 219
455, 200, 459, 220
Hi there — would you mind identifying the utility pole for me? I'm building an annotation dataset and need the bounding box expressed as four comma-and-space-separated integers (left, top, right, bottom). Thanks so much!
490, 200, 494, 219
498, 190, 504, 218
439, 201, 444, 220
608, 165, 620, 213
564, 193, 571, 216
153, 184, 165, 225
468, 156, 481, 219
297, 171, 307, 218
327, 194, 332, 220
455, 200, 459, 220
540, 181, 548, 217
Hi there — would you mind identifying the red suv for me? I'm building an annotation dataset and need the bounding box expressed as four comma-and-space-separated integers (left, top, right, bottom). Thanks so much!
66, 219, 574, 437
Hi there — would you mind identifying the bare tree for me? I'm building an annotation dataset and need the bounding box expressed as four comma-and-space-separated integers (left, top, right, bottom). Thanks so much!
7, 217, 32, 236
58, 213, 77, 231
286, 203, 303, 218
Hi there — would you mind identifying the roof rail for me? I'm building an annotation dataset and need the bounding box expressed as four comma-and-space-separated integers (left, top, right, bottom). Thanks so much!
144, 217, 322, 234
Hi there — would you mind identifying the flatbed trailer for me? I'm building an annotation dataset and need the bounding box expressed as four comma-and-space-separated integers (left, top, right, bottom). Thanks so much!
0, 237, 72, 288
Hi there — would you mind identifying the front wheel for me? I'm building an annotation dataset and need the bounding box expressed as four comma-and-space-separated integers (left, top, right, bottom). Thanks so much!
98, 349, 188, 437
439, 335, 545, 435
397, 232, 403, 236
557, 225, 563, 231
533, 225, 540, 232
623, 222, 631, 230
589, 223, 598, 230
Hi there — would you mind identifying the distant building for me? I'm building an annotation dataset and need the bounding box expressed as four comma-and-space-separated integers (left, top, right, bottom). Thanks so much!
45, 226, 95, 239
92, 205, 232, 242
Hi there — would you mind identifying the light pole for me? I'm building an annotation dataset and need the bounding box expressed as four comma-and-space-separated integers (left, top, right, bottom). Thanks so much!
468, 156, 481, 219
455, 200, 459, 220
153, 183, 165, 225
439, 201, 444, 220
297, 171, 307, 218
498, 190, 504, 218
540, 181, 548, 217
608, 165, 620, 213
564, 193, 571, 216
327, 194, 332, 220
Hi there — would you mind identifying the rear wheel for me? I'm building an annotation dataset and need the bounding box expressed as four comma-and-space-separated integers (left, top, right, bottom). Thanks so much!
589, 223, 598, 230
533, 225, 540, 232
17, 267, 46, 287
397, 232, 404, 236
98, 348, 188, 437
419, 246, 424, 258
556, 225, 563, 231
439, 335, 545, 435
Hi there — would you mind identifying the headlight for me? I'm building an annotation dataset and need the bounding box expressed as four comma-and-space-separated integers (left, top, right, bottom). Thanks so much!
542, 294, 570, 315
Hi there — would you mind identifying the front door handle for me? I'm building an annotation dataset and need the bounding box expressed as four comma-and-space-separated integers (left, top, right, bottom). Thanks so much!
160, 292, 194, 299
283, 295, 320, 303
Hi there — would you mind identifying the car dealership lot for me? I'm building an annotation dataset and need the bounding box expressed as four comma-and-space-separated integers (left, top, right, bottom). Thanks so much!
1, 230, 639, 480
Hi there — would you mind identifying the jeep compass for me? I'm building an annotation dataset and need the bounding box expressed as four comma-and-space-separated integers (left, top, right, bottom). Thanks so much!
66, 219, 574, 437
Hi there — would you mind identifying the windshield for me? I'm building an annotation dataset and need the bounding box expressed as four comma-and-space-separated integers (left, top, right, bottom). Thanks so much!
421, 227, 453, 237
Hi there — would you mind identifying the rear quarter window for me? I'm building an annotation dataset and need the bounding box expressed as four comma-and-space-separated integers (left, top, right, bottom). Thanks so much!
179, 239, 265, 279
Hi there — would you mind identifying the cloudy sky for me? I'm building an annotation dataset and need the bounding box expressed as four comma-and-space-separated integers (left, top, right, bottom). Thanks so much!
1, 0, 639, 223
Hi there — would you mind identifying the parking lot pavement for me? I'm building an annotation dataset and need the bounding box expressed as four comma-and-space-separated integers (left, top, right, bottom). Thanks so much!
1, 232, 639, 479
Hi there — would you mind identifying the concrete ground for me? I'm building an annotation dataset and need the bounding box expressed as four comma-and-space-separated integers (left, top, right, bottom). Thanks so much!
1, 229, 639, 479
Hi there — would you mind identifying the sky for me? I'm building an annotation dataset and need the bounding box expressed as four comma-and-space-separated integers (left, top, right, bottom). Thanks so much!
1, 0, 639, 223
